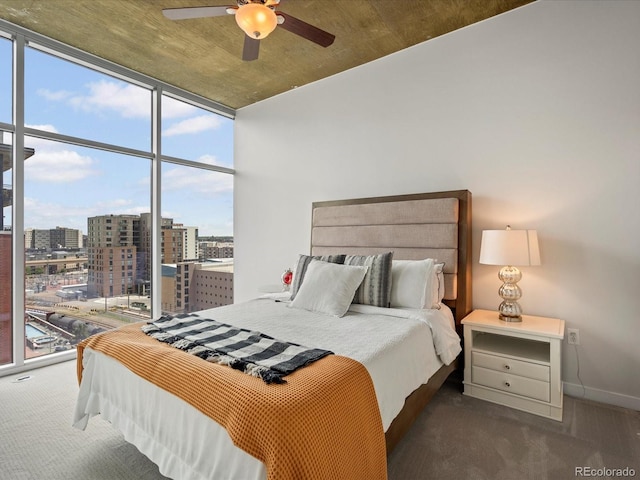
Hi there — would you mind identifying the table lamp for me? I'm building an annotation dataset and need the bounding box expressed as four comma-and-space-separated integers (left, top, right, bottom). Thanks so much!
479, 226, 540, 322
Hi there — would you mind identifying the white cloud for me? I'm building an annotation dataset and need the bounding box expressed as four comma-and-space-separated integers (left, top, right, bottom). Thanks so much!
25, 149, 99, 183
93, 198, 134, 210
36, 81, 222, 128
38, 80, 150, 118
24, 197, 148, 232
68, 80, 151, 118
163, 114, 222, 137
92, 199, 149, 217
163, 166, 232, 194
37, 88, 72, 102
162, 96, 199, 119
24, 196, 92, 232
195, 218, 234, 237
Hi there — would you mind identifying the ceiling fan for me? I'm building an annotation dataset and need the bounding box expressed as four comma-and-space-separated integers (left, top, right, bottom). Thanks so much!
162, 0, 336, 61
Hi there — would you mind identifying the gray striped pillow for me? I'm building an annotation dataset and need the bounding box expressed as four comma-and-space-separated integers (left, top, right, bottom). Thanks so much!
289, 254, 346, 300
344, 252, 393, 307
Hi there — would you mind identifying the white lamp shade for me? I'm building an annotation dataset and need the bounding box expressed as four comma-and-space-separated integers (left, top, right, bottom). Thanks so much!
235, 3, 278, 39
479, 229, 541, 266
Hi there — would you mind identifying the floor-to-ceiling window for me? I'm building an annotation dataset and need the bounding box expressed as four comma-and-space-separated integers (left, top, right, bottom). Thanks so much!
22, 49, 153, 358
160, 95, 234, 315
0, 22, 234, 373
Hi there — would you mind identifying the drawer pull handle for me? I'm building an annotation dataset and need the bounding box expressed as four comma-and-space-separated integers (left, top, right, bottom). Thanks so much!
504, 381, 511, 387
504, 364, 511, 370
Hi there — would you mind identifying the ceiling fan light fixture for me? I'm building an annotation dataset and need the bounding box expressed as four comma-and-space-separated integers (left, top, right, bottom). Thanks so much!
235, 3, 278, 39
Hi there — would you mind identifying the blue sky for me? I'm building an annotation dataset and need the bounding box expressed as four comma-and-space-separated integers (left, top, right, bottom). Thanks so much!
1, 41, 234, 237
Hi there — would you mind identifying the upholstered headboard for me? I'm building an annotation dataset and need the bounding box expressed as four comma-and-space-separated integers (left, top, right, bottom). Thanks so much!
310, 190, 472, 326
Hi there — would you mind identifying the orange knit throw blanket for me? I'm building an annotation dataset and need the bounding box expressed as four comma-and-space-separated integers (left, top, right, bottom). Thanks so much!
77, 322, 388, 480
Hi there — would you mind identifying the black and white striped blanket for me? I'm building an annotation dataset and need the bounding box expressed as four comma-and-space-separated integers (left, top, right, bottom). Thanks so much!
142, 313, 333, 384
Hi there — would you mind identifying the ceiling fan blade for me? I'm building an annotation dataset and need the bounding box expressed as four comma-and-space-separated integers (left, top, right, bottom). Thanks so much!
162, 6, 234, 21
242, 35, 260, 61
275, 11, 335, 48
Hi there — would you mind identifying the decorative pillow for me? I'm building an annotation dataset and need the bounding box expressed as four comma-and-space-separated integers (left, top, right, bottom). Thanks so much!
289, 254, 346, 300
390, 259, 444, 309
343, 252, 393, 307
289, 260, 368, 317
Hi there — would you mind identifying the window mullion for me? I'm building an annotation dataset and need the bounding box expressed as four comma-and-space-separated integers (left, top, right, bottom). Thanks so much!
150, 87, 162, 318
12, 33, 25, 367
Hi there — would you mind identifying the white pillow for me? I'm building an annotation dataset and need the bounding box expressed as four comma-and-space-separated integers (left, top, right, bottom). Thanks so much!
390, 259, 444, 309
435, 262, 445, 304
289, 260, 368, 317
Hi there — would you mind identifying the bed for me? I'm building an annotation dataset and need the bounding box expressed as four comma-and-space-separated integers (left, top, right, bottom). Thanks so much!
73, 189, 472, 480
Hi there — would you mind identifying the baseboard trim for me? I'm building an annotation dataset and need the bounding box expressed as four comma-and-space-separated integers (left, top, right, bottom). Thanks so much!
563, 381, 640, 411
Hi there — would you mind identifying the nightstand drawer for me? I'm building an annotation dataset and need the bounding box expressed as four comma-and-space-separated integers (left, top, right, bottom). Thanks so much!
472, 366, 550, 402
472, 351, 550, 382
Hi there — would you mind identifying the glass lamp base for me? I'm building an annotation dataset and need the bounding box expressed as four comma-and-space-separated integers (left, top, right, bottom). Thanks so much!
498, 300, 523, 322
497, 265, 524, 322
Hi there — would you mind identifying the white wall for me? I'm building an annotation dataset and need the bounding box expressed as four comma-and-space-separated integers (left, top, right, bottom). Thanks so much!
235, 1, 640, 410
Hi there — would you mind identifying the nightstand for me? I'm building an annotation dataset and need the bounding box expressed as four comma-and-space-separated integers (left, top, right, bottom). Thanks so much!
462, 309, 565, 421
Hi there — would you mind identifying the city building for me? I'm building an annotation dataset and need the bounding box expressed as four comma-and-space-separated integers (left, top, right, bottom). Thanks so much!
86, 214, 139, 298
26, 227, 82, 250
199, 241, 233, 260
50, 226, 82, 249
31, 229, 50, 250
86, 245, 136, 298
88, 213, 208, 299
180, 225, 199, 261
162, 259, 234, 314
161, 224, 184, 264
138, 214, 198, 283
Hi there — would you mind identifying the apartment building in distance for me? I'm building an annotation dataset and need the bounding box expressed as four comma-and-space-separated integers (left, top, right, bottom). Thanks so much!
162, 259, 233, 314
179, 224, 199, 261
138, 214, 199, 278
87, 213, 202, 300
199, 241, 233, 260
25, 227, 83, 250
86, 214, 139, 298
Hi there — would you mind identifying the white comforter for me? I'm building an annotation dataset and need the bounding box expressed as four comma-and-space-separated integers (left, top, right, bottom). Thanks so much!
73, 297, 461, 480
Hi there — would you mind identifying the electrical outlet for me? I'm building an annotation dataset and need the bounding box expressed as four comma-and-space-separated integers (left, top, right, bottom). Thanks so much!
567, 328, 580, 345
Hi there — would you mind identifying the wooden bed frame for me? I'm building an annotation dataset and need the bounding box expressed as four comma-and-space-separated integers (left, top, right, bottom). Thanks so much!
310, 189, 472, 453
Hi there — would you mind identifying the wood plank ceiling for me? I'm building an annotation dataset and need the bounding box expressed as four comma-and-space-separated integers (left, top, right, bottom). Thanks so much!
0, 0, 532, 111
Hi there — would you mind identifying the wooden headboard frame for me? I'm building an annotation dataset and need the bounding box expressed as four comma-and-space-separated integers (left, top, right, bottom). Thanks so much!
310, 190, 472, 329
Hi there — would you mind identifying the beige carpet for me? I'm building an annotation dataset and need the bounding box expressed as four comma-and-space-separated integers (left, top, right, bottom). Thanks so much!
1, 360, 638, 480
0, 360, 168, 480
389, 371, 640, 479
